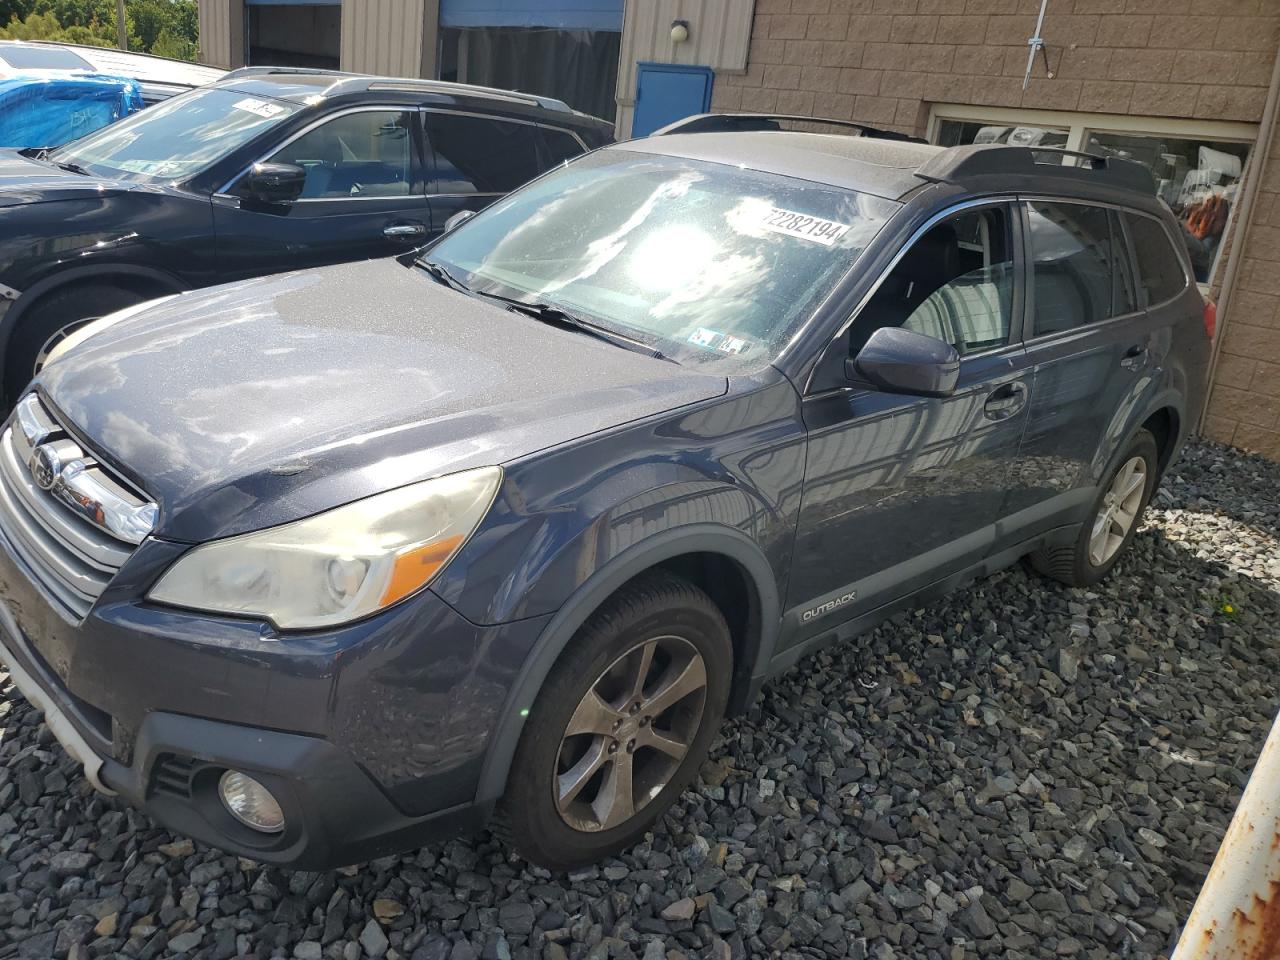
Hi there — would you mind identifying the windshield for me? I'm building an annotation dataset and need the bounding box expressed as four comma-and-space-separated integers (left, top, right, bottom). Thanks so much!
426, 150, 898, 369
50, 86, 302, 181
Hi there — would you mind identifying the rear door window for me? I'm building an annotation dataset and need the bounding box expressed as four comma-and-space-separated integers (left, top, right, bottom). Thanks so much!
1125, 213, 1189, 306
1110, 211, 1139, 317
424, 112, 542, 194
1026, 201, 1127, 336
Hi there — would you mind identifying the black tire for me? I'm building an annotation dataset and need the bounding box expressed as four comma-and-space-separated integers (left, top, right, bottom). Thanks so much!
4, 283, 146, 406
1028, 428, 1159, 587
494, 570, 731, 871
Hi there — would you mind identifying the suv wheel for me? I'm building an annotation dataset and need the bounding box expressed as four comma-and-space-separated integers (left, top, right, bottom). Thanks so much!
495, 571, 731, 870
5, 284, 145, 405
1029, 429, 1159, 587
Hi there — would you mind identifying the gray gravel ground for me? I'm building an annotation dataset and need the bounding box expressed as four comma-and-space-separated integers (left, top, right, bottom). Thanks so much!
2, 439, 1278, 960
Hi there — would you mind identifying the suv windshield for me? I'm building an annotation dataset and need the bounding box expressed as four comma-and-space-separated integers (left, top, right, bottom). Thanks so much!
427, 150, 898, 369
50, 86, 301, 181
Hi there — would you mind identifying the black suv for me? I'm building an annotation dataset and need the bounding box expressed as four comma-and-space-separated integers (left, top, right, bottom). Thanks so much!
0, 67, 612, 403
0, 120, 1211, 870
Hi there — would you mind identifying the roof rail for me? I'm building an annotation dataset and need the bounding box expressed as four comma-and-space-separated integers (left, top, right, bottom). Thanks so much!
221, 66, 352, 80
650, 112, 925, 143
917, 143, 1155, 195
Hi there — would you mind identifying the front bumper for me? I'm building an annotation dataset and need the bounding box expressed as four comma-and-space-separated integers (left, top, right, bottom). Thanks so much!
0, 533, 551, 868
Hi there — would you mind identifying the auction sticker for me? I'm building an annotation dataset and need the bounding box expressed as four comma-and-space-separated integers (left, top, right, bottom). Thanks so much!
759, 207, 852, 246
233, 97, 287, 119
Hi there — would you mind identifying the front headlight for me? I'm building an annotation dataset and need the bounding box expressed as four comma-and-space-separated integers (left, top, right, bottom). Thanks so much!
148, 466, 501, 630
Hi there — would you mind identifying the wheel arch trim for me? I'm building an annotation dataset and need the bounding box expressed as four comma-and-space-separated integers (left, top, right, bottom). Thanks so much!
473, 523, 780, 804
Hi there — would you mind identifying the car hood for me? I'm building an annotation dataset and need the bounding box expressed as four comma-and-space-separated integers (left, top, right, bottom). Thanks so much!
0, 150, 129, 206
38, 258, 727, 542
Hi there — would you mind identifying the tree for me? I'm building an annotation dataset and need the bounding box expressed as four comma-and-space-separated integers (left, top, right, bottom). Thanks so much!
0, 0, 199, 61
0, 10, 112, 44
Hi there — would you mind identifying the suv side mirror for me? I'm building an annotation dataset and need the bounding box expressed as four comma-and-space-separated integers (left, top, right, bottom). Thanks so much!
847, 327, 960, 397
244, 162, 307, 204
444, 209, 476, 232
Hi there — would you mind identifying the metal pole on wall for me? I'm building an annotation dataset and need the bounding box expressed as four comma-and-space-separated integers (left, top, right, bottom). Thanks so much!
1171, 705, 1280, 959
1198, 43, 1280, 436
116, 0, 127, 51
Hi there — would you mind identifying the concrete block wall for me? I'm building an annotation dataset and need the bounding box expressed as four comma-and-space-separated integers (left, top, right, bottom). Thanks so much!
711, 0, 1280, 459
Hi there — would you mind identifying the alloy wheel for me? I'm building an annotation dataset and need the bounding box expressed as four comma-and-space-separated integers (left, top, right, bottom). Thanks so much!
554, 635, 708, 833
1089, 455, 1147, 566
34, 318, 97, 375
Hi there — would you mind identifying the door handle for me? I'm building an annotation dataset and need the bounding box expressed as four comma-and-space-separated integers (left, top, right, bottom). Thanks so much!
1120, 344, 1148, 371
384, 223, 427, 240
983, 382, 1027, 420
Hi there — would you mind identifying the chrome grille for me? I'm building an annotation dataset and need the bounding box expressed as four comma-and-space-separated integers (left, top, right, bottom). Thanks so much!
0, 394, 154, 619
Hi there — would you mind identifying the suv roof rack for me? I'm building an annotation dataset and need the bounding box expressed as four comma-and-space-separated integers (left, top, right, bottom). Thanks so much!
918, 143, 1155, 195
650, 112, 925, 143
220, 65, 573, 113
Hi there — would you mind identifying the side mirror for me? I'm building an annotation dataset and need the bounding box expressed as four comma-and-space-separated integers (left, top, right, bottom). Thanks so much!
244, 162, 306, 204
847, 327, 960, 398
444, 209, 476, 232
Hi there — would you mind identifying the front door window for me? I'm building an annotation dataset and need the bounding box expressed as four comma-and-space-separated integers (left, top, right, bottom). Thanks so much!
261, 110, 414, 200
849, 205, 1016, 358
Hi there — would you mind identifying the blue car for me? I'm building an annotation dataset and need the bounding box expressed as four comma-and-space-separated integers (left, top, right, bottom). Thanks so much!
0, 115, 1212, 870
0, 73, 144, 149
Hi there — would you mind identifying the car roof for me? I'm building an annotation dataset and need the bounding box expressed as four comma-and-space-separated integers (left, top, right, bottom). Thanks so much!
620, 131, 944, 200
618, 129, 1157, 204
213, 67, 611, 130
0, 40, 225, 101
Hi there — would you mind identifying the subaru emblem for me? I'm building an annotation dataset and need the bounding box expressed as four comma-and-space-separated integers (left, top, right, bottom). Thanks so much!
29, 443, 60, 491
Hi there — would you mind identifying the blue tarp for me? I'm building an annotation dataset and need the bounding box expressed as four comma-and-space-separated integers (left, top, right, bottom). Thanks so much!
0, 73, 145, 149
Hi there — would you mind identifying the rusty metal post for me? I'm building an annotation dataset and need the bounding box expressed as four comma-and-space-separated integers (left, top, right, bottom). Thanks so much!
1172, 707, 1280, 960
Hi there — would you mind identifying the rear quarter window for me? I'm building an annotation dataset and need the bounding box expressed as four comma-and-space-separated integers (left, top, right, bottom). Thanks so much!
539, 127, 586, 167
1125, 213, 1189, 306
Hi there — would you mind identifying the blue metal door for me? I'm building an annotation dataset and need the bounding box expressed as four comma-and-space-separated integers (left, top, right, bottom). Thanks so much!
632, 62, 714, 137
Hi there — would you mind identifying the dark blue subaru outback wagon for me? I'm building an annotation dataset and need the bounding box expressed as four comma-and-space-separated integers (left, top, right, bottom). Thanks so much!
0, 117, 1212, 870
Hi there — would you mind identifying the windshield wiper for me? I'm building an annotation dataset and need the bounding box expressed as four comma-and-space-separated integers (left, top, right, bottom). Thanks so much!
416, 258, 470, 293
416, 260, 674, 363
476, 290, 676, 364
52, 159, 90, 176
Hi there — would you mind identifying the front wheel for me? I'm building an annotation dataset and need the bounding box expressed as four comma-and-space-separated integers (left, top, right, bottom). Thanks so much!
1028, 429, 1159, 587
494, 571, 731, 870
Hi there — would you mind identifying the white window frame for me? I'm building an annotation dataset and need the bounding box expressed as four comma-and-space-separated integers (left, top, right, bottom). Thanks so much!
927, 104, 1258, 288
926, 103, 1256, 155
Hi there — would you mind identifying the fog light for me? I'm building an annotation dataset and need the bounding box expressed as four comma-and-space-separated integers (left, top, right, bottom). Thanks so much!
218, 770, 285, 834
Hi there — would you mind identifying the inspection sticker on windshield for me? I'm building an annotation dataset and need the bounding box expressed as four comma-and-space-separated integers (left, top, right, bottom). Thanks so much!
689, 327, 754, 356
232, 97, 287, 119
759, 207, 852, 246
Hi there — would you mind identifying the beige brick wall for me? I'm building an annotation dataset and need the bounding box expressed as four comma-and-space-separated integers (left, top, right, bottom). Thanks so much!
713, 1, 1277, 128
710, 0, 1280, 459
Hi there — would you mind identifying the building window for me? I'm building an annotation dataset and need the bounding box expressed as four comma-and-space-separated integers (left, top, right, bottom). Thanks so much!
930, 106, 1256, 286
246, 2, 341, 70
437, 1, 623, 121
936, 119, 1068, 151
